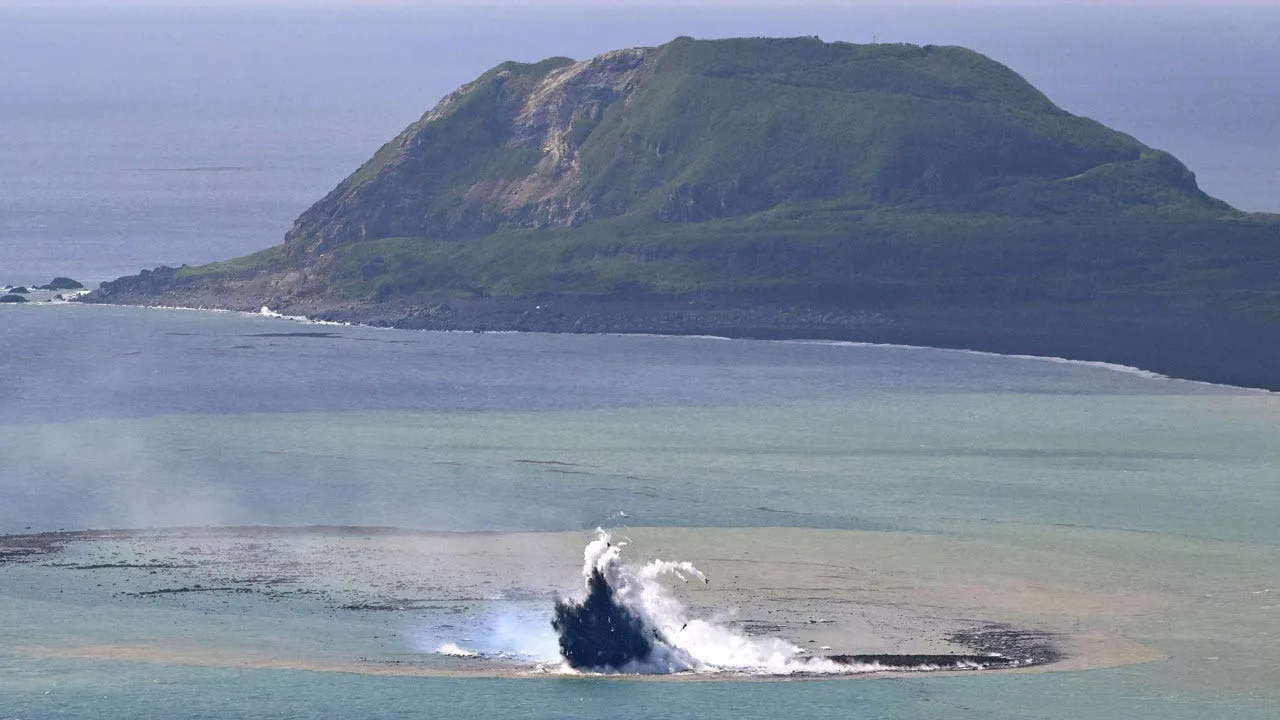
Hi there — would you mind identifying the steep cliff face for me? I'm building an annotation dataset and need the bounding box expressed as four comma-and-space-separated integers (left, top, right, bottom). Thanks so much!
285, 48, 652, 255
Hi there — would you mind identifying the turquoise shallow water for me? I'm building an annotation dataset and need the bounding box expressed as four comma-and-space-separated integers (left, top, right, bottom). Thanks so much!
1, 305, 1278, 718
3, 397, 1278, 542
2, 661, 1276, 720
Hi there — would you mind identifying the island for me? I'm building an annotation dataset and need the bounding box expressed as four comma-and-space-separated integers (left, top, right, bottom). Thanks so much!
84, 37, 1280, 389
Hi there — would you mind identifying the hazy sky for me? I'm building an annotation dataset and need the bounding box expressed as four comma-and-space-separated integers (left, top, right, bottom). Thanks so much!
3, 0, 1279, 6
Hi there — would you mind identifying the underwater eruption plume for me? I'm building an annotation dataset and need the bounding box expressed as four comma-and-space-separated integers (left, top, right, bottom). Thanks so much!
550, 529, 704, 672
547, 529, 1052, 675
552, 568, 658, 668
550, 529, 843, 674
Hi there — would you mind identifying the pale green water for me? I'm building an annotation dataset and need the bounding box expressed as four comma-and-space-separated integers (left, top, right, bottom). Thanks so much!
5, 397, 1278, 543
4, 663, 1265, 720
1, 306, 1278, 718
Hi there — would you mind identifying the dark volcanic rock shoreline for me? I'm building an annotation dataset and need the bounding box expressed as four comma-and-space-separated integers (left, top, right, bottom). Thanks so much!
81, 277, 1280, 392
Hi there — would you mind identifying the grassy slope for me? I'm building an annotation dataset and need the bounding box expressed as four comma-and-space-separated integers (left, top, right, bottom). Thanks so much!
572, 39, 1158, 219
286, 205, 1276, 318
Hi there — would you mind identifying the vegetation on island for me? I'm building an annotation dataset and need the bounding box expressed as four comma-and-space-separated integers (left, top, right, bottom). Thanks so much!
89, 37, 1280, 387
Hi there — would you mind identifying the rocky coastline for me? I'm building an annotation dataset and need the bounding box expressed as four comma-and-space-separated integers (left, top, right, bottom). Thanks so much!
2, 277, 88, 304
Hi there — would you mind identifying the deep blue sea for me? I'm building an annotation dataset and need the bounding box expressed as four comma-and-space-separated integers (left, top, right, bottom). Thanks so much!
2, 5, 1279, 719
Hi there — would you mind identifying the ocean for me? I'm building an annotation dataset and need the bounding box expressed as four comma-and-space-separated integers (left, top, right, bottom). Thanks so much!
2, 306, 1279, 718
2, 4, 1279, 719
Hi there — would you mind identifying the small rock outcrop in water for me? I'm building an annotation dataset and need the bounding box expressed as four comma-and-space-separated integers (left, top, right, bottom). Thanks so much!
37, 277, 84, 291
552, 568, 657, 669
1, 294, 27, 303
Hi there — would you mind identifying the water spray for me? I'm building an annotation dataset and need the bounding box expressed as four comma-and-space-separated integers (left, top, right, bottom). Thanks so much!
546, 529, 1035, 675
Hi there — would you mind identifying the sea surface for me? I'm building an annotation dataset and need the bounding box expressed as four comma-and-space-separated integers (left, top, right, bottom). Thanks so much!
1, 305, 1279, 718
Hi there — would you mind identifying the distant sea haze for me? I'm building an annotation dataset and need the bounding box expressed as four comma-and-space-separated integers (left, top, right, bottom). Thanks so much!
1, 5, 1276, 284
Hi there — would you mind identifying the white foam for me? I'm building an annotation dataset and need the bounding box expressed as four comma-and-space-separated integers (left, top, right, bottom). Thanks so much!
571, 528, 875, 675
775, 338, 1278, 393
435, 642, 479, 657
249, 306, 349, 326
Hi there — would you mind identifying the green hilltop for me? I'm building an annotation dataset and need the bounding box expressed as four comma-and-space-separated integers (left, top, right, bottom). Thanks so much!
90, 37, 1280, 387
